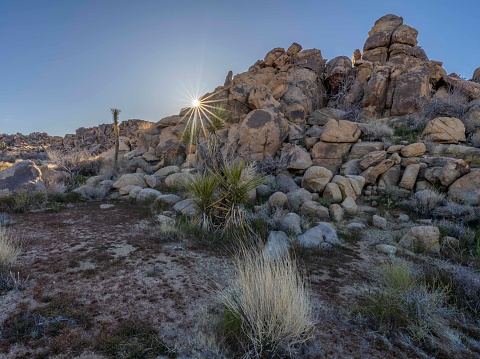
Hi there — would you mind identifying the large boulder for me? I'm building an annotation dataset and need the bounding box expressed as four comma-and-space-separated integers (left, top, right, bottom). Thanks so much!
301, 166, 333, 193
311, 142, 352, 172
0, 160, 47, 194
113, 174, 147, 189
398, 226, 440, 254
361, 159, 395, 185
280, 144, 312, 170
448, 171, 480, 205
390, 71, 431, 116
237, 109, 289, 160
401, 142, 426, 158
363, 14, 404, 52
422, 117, 466, 144
320, 119, 361, 143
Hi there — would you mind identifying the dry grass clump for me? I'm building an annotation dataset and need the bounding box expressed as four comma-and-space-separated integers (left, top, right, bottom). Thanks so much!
0, 225, 21, 268
358, 121, 394, 141
219, 246, 314, 357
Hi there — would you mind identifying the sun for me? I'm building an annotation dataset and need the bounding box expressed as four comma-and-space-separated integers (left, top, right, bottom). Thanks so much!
192, 98, 201, 107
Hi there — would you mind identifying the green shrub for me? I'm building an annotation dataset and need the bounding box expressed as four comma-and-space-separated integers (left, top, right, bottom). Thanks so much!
0, 190, 46, 213
364, 261, 454, 344
219, 246, 314, 357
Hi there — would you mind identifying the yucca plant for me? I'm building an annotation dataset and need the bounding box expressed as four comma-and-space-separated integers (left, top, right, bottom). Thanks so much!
184, 171, 219, 231
111, 108, 121, 174
186, 160, 265, 240
216, 161, 265, 239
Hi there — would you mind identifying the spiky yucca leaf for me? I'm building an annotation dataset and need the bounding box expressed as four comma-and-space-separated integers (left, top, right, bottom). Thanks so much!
184, 172, 219, 231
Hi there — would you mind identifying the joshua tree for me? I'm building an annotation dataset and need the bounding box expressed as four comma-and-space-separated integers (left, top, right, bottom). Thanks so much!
111, 108, 121, 174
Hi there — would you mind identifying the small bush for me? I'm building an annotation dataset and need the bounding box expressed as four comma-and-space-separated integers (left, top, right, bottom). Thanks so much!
219, 246, 314, 357
392, 126, 421, 144
364, 261, 455, 345
0, 225, 21, 268
45, 146, 90, 180
452, 267, 480, 314
0, 190, 46, 213
94, 318, 176, 358
437, 220, 476, 249
432, 201, 478, 222
408, 189, 446, 216
358, 121, 394, 141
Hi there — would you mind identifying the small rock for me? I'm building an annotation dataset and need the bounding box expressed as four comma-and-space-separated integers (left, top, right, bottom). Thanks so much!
341, 197, 358, 216
298, 201, 330, 220
264, 231, 290, 260
100, 204, 114, 209
296, 222, 340, 249
398, 226, 440, 254
286, 188, 313, 211
278, 213, 302, 235
372, 215, 387, 229
376, 244, 398, 255
329, 204, 344, 222
347, 222, 366, 229
268, 192, 288, 208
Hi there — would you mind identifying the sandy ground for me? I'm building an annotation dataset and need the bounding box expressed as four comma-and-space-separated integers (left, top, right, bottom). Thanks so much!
0, 201, 478, 358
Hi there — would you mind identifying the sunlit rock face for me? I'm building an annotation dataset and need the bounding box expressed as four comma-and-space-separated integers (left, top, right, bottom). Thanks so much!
0, 160, 47, 195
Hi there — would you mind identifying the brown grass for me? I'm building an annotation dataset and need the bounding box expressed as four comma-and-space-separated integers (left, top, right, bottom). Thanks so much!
219, 245, 314, 357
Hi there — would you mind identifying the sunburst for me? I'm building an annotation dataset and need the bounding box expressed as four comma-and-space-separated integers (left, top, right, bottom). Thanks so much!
178, 88, 229, 148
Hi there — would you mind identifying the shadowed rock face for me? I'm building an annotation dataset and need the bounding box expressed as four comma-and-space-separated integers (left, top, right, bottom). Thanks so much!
0, 160, 46, 194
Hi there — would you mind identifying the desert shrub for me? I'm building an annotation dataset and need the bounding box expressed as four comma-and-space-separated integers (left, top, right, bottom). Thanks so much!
432, 200, 478, 222
94, 318, 176, 358
358, 121, 394, 141
45, 146, 90, 180
392, 126, 421, 144
0, 270, 28, 293
423, 85, 468, 121
186, 160, 265, 240
364, 261, 455, 345
437, 219, 477, 251
0, 225, 21, 268
468, 130, 480, 148
408, 189, 446, 216
73, 184, 109, 201
219, 246, 314, 357
254, 156, 289, 176
451, 267, 480, 315
0, 190, 46, 213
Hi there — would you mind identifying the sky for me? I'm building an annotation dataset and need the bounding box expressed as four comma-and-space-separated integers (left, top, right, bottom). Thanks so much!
1, 0, 479, 136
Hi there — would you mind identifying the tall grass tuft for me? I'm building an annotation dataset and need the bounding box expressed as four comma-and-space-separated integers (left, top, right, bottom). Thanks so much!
219, 246, 314, 357
0, 225, 21, 268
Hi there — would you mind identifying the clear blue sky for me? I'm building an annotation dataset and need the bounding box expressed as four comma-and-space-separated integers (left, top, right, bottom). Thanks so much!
1, 0, 479, 136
